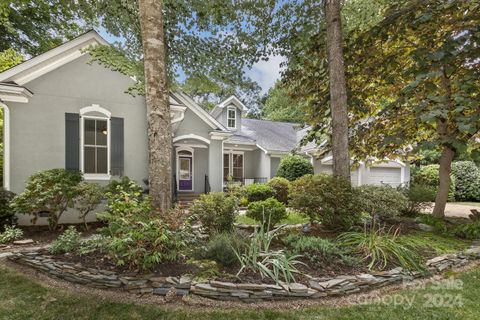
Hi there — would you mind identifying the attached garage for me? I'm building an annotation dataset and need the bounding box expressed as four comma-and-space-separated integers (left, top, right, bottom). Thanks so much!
316, 163, 360, 186
366, 167, 402, 187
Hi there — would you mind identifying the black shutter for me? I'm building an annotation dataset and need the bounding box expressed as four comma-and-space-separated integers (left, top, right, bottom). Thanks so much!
65, 113, 80, 171
110, 117, 124, 176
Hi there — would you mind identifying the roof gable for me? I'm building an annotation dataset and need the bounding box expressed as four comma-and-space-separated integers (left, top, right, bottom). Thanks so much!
0, 30, 108, 85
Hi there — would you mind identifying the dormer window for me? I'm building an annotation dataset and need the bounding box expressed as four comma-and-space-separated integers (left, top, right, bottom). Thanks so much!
227, 107, 236, 129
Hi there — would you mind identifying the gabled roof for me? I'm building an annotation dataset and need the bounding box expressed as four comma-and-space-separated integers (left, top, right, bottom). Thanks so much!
210, 95, 248, 118
0, 30, 108, 85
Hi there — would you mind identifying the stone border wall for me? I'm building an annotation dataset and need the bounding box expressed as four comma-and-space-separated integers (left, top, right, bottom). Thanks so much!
8, 246, 480, 302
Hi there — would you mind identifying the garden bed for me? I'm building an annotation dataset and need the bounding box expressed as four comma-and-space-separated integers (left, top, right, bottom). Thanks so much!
8, 245, 480, 302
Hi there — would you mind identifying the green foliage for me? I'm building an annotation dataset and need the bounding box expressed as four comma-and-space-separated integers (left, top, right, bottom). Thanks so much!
246, 198, 287, 229
194, 233, 249, 267
283, 234, 347, 265
189, 192, 237, 236
412, 165, 455, 201
289, 174, 359, 230
355, 185, 408, 220
11, 169, 83, 230
0, 49, 23, 72
451, 161, 480, 201
105, 177, 144, 198
234, 223, 304, 285
337, 225, 423, 271
74, 183, 104, 229
244, 183, 275, 202
399, 231, 469, 255
453, 221, 480, 240
401, 184, 437, 216
261, 81, 305, 123
78, 234, 108, 256
0, 189, 16, 230
267, 177, 290, 204
276, 154, 314, 181
49, 226, 82, 254
98, 186, 184, 270
416, 214, 449, 234
0, 225, 23, 244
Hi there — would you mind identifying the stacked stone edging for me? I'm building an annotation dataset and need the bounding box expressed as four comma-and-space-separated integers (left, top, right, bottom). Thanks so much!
8, 246, 480, 302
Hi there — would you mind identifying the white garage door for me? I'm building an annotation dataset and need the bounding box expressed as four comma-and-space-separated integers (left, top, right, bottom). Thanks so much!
319, 165, 359, 186
367, 167, 401, 187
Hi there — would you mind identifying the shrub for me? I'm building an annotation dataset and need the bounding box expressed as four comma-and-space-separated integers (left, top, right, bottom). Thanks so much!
0, 189, 16, 230
283, 234, 345, 264
267, 177, 290, 204
195, 232, 249, 267
244, 183, 275, 202
401, 184, 437, 216
453, 221, 480, 240
74, 183, 104, 230
246, 198, 287, 228
11, 169, 83, 230
451, 161, 480, 201
49, 226, 82, 254
98, 185, 184, 270
289, 174, 360, 231
78, 234, 108, 255
105, 176, 144, 197
276, 154, 314, 181
0, 225, 23, 244
412, 164, 455, 201
337, 225, 423, 271
189, 192, 237, 235
234, 223, 304, 284
355, 185, 408, 220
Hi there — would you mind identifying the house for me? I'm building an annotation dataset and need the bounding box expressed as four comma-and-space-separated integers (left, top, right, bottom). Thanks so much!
0, 31, 409, 225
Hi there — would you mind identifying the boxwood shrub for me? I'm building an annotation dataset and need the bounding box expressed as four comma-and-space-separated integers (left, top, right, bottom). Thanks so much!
244, 183, 275, 202
451, 161, 480, 201
276, 154, 314, 181
246, 197, 287, 228
267, 177, 290, 204
355, 185, 408, 220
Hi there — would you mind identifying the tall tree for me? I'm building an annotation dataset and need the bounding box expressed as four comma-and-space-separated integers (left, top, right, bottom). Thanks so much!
324, 0, 350, 179
138, 0, 172, 211
261, 81, 305, 123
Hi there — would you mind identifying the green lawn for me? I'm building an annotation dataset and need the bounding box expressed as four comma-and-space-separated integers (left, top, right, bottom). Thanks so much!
1, 264, 480, 319
236, 210, 310, 226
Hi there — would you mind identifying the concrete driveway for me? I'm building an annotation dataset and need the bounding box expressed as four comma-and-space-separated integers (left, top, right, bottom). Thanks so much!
427, 203, 480, 218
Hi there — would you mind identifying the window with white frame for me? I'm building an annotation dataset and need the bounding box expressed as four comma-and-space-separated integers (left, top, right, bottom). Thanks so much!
223, 152, 243, 181
227, 107, 236, 129
83, 118, 109, 174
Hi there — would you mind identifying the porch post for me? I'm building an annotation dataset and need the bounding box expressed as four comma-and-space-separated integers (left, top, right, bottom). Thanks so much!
0, 102, 10, 190
208, 138, 223, 192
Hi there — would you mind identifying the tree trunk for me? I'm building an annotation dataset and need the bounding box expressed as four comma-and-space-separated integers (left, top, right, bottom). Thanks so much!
139, 0, 172, 212
324, 0, 350, 180
432, 145, 455, 218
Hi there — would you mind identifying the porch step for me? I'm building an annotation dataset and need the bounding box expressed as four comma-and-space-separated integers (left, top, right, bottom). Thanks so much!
176, 193, 202, 208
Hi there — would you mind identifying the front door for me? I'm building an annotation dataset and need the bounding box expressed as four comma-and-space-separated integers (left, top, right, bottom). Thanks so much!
178, 156, 193, 191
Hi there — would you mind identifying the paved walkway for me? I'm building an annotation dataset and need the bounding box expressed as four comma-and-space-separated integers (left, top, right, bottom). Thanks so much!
427, 203, 479, 218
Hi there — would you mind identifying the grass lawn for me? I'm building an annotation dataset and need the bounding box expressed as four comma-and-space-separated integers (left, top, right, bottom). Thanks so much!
451, 202, 480, 207
2, 264, 480, 319
236, 210, 310, 226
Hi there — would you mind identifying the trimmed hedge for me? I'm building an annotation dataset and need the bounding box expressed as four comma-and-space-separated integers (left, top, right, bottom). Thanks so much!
276, 154, 314, 181
244, 183, 275, 202
451, 161, 480, 201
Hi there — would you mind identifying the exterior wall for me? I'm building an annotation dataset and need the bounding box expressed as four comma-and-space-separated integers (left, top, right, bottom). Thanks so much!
208, 139, 223, 191
175, 108, 213, 141
270, 156, 281, 178
243, 150, 256, 178
8, 54, 148, 225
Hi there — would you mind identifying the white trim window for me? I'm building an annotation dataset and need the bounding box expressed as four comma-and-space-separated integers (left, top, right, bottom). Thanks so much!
80, 105, 111, 180
223, 152, 244, 182
227, 106, 236, 129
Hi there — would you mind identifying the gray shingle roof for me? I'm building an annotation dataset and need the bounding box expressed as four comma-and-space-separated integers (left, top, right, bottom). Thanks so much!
230, 119, 301, 153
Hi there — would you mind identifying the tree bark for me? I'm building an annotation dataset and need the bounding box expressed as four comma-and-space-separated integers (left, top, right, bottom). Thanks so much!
139, 0, 172, 212
324, 0, 350, 180
432, 144, 455, 218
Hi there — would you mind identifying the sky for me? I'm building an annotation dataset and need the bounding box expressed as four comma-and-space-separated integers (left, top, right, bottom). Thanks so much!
98, 29, 284, 95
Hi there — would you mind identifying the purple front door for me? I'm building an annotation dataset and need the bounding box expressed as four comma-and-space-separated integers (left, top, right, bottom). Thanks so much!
178, 156, 193, 191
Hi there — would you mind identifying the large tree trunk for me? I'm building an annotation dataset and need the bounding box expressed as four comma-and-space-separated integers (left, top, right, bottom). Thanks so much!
432, 145, 455, 218
324, 0, 350, 180
139, 0, 172, 212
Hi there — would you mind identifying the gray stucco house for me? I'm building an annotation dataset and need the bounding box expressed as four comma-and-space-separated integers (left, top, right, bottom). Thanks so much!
0, 31, 409, 225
